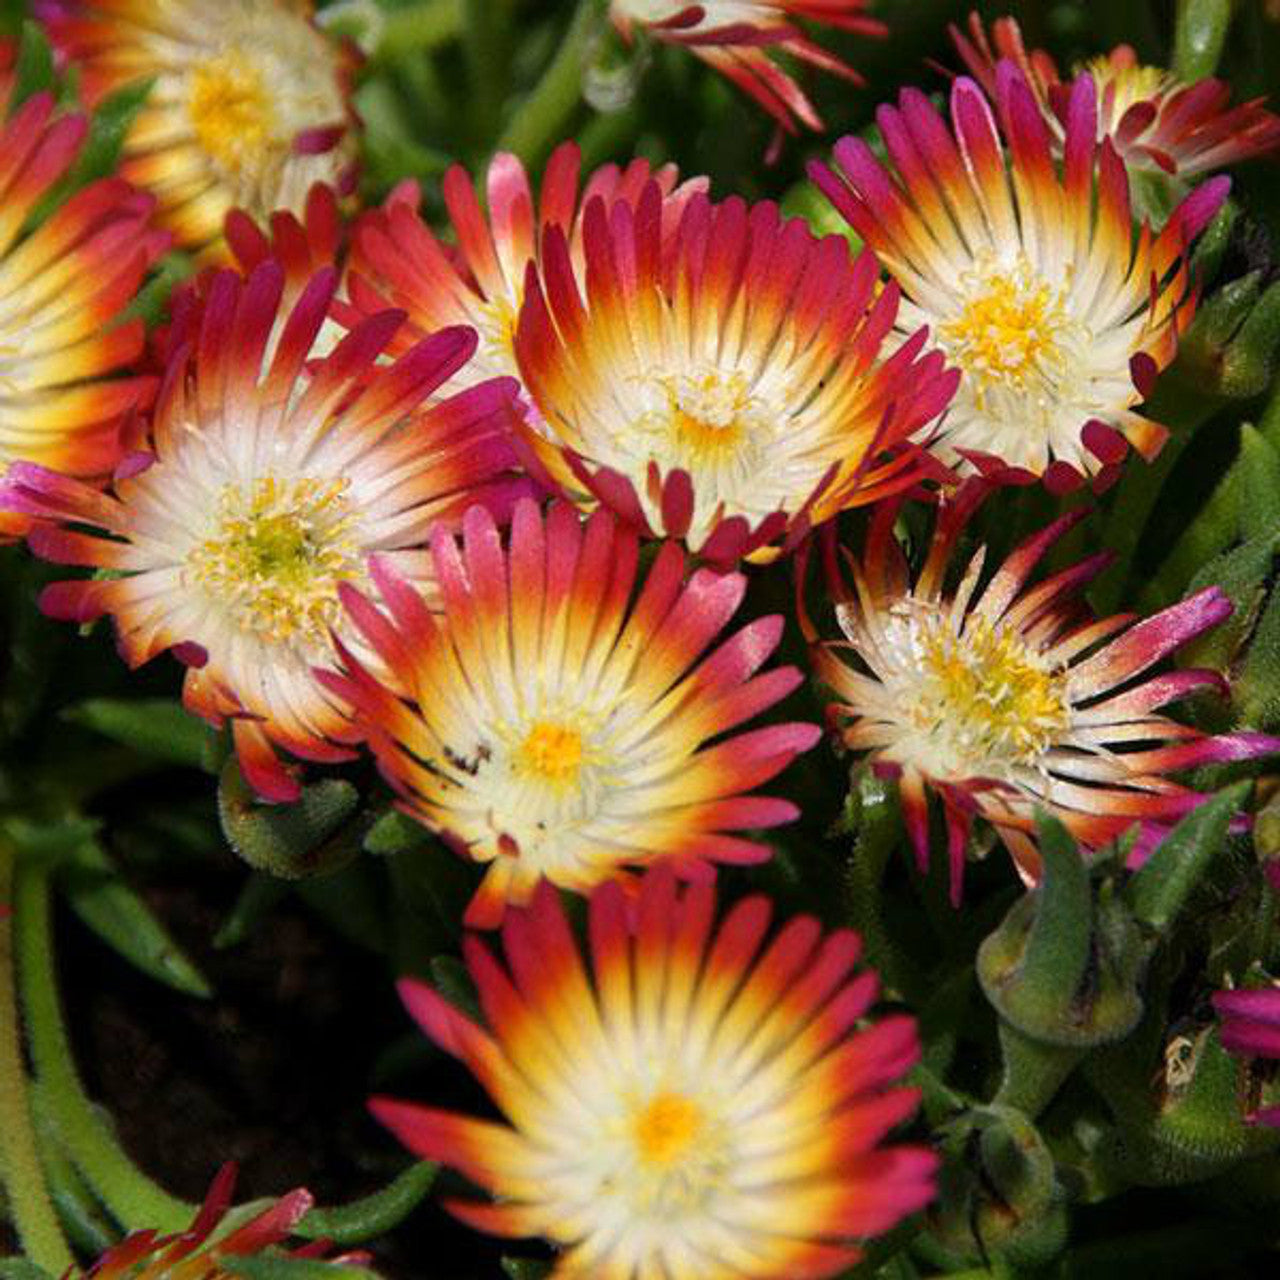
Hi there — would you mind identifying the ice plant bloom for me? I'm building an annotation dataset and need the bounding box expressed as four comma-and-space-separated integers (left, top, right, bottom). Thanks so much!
218, 180, 359, 361
322, 499, 820, 926
609, 0, 886, 134
1, 263, 527, 802
514, 188, 958, 563
78, 1162, 367, 1277
1214, 986, 1280, 1128
0, 88, 164, 536
372, 870, 938, 1277
43, 0, 357, 261
810, 66, 1229, 488
811, 483, 1279, 900
346, 142, 706, 398
950, 12, 1280, 178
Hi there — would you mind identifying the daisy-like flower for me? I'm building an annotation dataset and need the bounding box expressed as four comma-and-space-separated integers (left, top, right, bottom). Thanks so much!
0, 88, 164, 536
1214, 986, 1280, 1129
372, 869, 938, 1278
321, 498, 820, 926
43, 0, 358, 262
950, 11, 1280, 178
346, 142, 706, 398
811, 482, 1279, 900
514, 188, 958, 563
80, 1162, 370, 1277
809, 66, 1229, 488
0, 262, 528, 802
609, 0, 886, 134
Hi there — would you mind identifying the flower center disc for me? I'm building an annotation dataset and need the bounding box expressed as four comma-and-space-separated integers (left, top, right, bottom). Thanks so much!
186, 476, 361, 647
189, 49, 277, 174
517, 720, 585, 787
633, 1092, 703, 1167
942, 261, 1071, 386
664, 370, 757, 461
913, 615, 1069, 773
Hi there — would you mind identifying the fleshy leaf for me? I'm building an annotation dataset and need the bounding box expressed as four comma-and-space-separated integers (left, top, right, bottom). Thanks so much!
1127, 784, 1251, 932
56, 836, 212, 997
218, 760, 360, 880
63, 698, 216, 771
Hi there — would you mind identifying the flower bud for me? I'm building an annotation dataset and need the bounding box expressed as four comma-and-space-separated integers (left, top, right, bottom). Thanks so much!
924, 1105, 1069, 1268
218, 759, 362, 880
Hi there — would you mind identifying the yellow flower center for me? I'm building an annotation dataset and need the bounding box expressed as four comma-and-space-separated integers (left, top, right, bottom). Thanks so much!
942, 259, 1069, 385
517, 721, 585, 786
188, 50, 276, 175
185, 476, 361, 647
611, 1086, 730, 1217
635, 367, 771, 469
666, 370, 757, 459
913, 615, 1069, 771
633, 1092, 703, 1166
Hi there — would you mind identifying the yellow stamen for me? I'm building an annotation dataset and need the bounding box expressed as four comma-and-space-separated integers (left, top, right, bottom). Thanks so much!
914, 615, 1069, 769
185, 476, 360, 647
636, 367, 768, 464
633, 1092, 703, 1167
517, 721, 585, 785
188, 50, 276, 175
940, 256, 1084, 408
668, 370, 755, 459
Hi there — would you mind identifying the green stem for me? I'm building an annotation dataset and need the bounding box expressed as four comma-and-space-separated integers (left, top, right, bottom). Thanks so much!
464, 0, 514, 149
0, 844, 73, 1273
296, 1161, 437, 1245
14, 860, 193, 1233
497, 0, 598, 167
993, 1022, 1085, 1119
375, 0, 462, 61
30, 1082, 118, 1257
576, 102, 640, 172
844, 778, 927, 1005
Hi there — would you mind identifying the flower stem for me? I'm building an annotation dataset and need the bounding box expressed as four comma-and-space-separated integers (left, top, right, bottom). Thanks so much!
497, 0, 598, 167
14, 859, 194, 1233
993, 1022, 1085, 1119
375, 0, 462, 61
0, 843, 74, 1273
464, 0, 514, 149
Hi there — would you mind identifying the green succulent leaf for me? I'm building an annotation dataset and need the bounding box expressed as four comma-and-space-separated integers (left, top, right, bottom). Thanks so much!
62, 698, 216, 772
56, 836, 212, 997
218, 760, 361, 880
1127, 783, 1252, 933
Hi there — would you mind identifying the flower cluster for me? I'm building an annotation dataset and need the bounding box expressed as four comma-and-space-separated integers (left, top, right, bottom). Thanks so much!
2, 0, 1279, 1273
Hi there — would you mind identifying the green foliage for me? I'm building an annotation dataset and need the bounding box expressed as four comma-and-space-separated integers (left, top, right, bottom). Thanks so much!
1, 1, 1280, 1276
225, 1260, 385, 1280
218, 762, 363, 880
1127, 783, 1251, 932
56, 835, 211, 996
62, 698, 216, 772
9, 22, 54, 113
